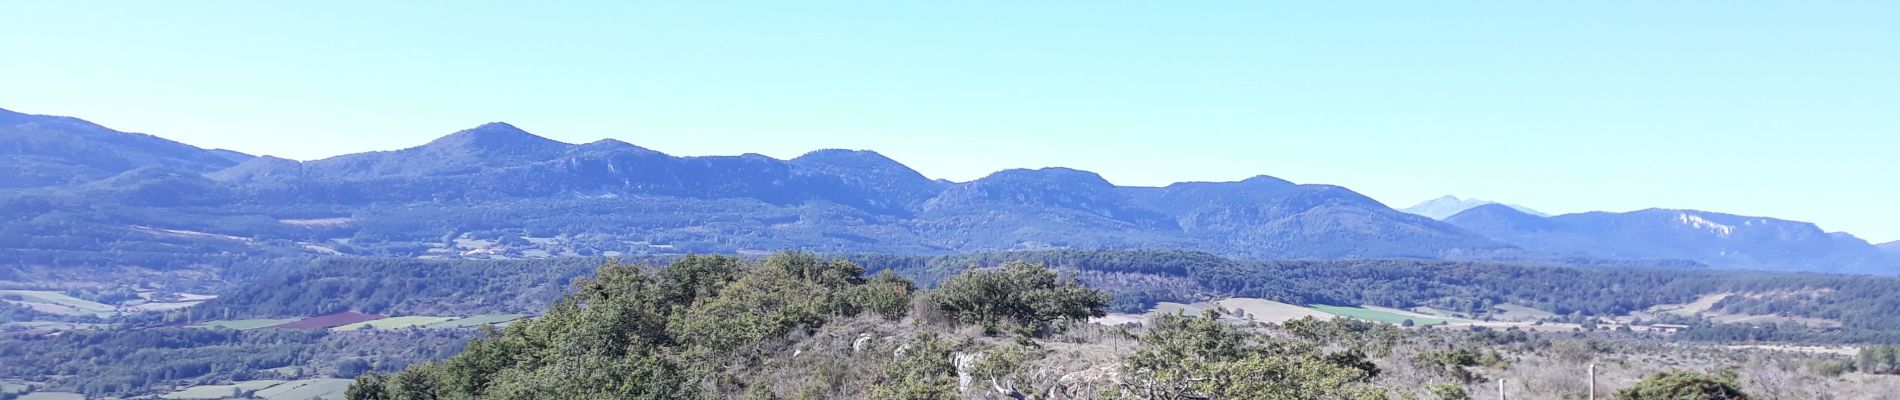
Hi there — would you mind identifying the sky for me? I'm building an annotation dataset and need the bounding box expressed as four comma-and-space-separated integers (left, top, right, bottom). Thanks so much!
2, 2, 1897, 242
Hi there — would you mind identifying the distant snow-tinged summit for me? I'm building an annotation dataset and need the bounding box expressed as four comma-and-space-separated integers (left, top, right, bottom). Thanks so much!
1447, 207, 1897, 275
1403, 195, 1546, 220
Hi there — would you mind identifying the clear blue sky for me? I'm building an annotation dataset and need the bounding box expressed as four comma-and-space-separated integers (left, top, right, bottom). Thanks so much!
3, 2, 1896, 242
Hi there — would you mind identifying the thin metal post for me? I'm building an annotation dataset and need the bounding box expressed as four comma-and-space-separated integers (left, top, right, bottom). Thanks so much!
1588, 363, 1597, 400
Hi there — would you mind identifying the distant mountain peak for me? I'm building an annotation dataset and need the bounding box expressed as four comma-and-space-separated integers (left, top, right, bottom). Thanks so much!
985, 167, 1110, 184
572, 138, 660, 155
1238, 175, 1295, 186
794, 149, 902, 167
206, 155, 304, 182
581, 138, 634, 148
2, 108, 242, 188
793, 149, 923, 177
0, 107, 73, 126
1403, 195, 1545, 220
0, 107, 25, 123
1881, 241, 1900, 253
1445, 203, 1556, 233
474, 121, 524, 131
799, 148, 885, 158
1462, 203, 1535, 216
424, 122, 567, 153
0, 107, 103, 129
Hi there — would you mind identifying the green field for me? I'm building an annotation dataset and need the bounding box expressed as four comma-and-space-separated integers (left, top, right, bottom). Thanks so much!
1309, 305, 1452, 325
17, 392, 85, 400
424, 314, 528, 329
1, 380, 38, 394
254, 378, 352, 400
162, 380, 286, 399
252, 380, 316, 399
332, 316, 457, 331
162, 379, 351, 400
0, 290, 115, 315
190, 318, 300, 330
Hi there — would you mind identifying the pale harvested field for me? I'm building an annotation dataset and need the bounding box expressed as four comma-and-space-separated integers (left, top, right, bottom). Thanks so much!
126, 301, 202, 312
1089, 313, 1145, 326
1210, 298, 1336, 323
1492, 304, 1558, 321
0, 290, 114, 314
1127, 298, 1338, 325
1649, 292, 1732, 317
1149, 302, 1205, 316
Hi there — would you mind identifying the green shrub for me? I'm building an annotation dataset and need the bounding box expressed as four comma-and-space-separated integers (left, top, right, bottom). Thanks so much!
870, 333, 958, 400
1428, 383, 1468, 400
1808, 359, 1852, 377
1116, 313, 1390, 400
1613, 370, 1748, 400
931, 261, 1108, 336
1858, 345, 1900, 375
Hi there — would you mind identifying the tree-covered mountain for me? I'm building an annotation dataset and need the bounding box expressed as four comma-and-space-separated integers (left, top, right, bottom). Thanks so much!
1401, 195, 1545, 220
1446, 205, 1897, 274
0, 108, 1517, 270
0, 108, 247, 188
1128, 178, 1506, 258
2, 107, 1892, 276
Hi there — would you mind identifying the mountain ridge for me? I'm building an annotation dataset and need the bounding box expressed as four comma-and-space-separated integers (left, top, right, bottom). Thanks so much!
0, 107, 245, 188
1448, 206, 1895, 274
0, 112, 1513, 262
1, 108, 1891, 274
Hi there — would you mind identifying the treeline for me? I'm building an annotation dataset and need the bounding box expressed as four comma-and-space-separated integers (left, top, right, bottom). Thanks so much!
856, 250, 1844, 316
1710, 276, 1900, 332
850, 250, 1900, 340
1675, 322, 1900, 344
199, 249, 1900, 341
0, 328, 318, 395
0, 326, 477, 397
179, 257, 620, 319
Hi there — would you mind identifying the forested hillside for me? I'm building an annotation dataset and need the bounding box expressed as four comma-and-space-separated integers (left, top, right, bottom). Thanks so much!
186, 250, 1900, 343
